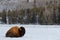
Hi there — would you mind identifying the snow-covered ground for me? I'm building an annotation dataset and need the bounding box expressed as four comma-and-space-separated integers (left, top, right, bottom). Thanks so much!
0, 24, 60, 40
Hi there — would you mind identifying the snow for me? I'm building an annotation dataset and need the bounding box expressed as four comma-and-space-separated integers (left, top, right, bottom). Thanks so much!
0, 24, 60, 40
0, 0, 59, 11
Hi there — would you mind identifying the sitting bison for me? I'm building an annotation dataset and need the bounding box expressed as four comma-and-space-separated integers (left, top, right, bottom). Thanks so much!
6, 26, 25, 37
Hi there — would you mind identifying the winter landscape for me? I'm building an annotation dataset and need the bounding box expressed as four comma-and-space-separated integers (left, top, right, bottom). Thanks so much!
0, 24, 60, 40
0, 0, 60, 24
0, 0, 60, 40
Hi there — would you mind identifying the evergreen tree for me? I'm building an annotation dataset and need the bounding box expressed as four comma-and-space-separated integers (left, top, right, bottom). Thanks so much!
2, 9, 7, 23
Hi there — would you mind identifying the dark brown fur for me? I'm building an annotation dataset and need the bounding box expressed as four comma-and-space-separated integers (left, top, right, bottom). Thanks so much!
6, 26, 25, 37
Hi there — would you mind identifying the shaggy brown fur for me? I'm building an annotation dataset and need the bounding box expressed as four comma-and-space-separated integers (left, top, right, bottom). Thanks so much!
6, 26, 25, 37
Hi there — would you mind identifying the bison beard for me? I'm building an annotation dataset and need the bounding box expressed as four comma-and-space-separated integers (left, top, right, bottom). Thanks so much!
6, 26, 25, 37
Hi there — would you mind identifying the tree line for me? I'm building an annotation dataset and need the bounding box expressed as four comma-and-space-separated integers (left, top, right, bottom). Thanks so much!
0, 0, 60, 24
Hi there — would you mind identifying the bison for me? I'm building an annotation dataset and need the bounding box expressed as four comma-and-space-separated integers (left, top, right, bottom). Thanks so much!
6, 26, 25, 37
